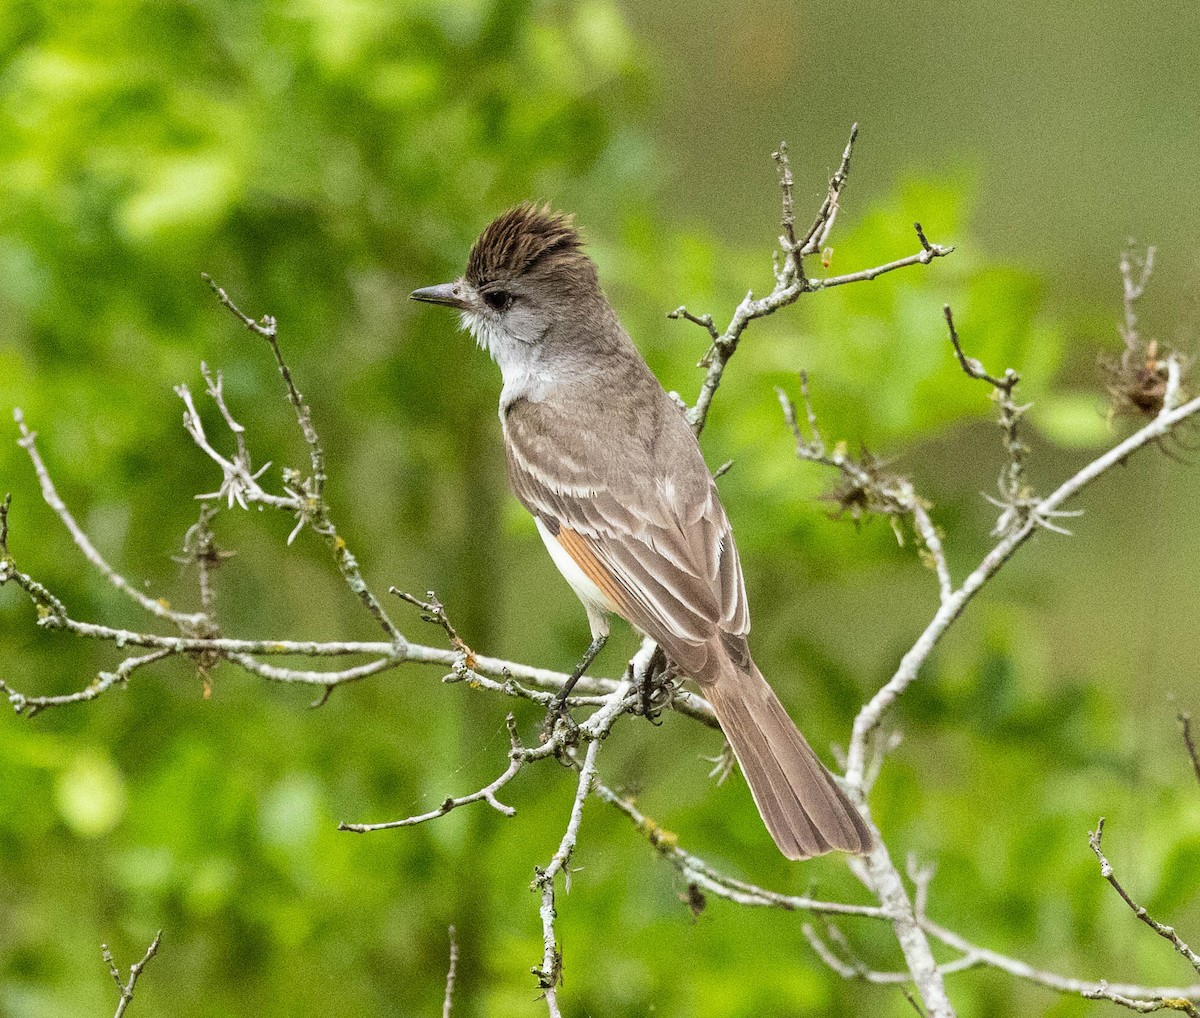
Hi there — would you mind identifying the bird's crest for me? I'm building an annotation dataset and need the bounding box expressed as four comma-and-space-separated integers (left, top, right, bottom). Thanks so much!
466, 204, 583, 287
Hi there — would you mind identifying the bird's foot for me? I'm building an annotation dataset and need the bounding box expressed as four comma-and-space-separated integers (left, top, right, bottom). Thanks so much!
630, 646, 674, 725
540, 697, 580, 743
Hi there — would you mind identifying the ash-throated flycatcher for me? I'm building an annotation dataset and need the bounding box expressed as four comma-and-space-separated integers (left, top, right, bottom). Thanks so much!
412, 205, 870, 859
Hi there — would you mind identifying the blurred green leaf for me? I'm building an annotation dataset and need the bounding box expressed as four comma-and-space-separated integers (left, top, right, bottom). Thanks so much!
55, 751, 126, 838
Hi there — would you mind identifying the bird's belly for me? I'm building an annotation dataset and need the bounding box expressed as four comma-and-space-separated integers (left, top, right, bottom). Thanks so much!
534, 517, 615, 635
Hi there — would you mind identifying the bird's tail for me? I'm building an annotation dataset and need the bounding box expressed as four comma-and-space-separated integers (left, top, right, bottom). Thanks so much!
704, 659, 872, 860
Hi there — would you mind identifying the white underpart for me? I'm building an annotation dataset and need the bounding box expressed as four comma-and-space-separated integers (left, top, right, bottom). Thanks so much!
535, 518, 613, 639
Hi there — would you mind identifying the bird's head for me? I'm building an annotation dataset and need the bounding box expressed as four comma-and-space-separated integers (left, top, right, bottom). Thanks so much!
411, 204, 612, 371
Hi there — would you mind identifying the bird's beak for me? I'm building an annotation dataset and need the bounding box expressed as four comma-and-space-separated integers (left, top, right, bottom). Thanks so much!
410, 282, 468, 309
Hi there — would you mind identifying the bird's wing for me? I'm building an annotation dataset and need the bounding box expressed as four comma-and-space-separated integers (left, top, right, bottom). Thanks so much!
503, 393, 747, 677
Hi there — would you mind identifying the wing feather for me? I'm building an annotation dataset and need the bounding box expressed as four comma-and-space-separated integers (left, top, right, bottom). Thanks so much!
503, 392, 749, 675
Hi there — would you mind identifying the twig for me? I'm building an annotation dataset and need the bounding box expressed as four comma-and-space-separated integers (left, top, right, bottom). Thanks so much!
226, 652, 400, 689
442, 925, 458, 1018
666, 306, 719, 342
1120, 245, 1157, 353
903, 986, 931, 1018
804, 235, 952, 291
532, 738, 602, 1015
339, 716, 525, 832
102, 931, 161, 1018
1090, 818, 1200, 973
911, 502, 953, 603
595, 778, 887, 918
1180, 714, 1200, 786
845, 385, 1200, 789
391, 588, 476, 670
802, 922, 863, 978
802, 125, 857, 252
2, 545, 721, 716
197, 278, 405, 647
945, 305, 1014, 390
802, 921, 982, 986
178, 505, 225, 619
2, 649, 173, 717
921, 914, 1200, 1002
13, 409, 206, 628
602, 792, 1200, 1011
943, 306, 1051, 537
682, 126, 952, 437
778, 374, 951, 599
201, 273, 326, 496
775, 141, 799, 254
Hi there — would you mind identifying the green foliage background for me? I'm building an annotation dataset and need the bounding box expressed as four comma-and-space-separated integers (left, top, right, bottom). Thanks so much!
1, 2, 1198, 1016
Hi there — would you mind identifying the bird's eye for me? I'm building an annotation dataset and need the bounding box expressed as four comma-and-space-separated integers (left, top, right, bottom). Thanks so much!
483, 290, 512, 311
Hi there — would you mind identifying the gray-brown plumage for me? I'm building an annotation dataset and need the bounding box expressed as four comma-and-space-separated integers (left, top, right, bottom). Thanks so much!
411, 203, 872, 860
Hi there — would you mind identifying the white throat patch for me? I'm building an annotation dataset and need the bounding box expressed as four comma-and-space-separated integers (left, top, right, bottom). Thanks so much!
460, 308, 554, 409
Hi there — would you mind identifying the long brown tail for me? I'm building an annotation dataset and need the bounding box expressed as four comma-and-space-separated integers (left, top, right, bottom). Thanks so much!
704, 660, 872, 860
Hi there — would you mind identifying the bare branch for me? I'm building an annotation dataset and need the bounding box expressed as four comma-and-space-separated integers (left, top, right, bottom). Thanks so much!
1, 649, 173, 717
12, 409, 206, 628
339, 716, 525, 832
533, 738, 603, 1015
1120, 244, 1157, 353
201, 272, 326, 497
859, 831, 957, 1017
225, 652, 400, 689
682, 126, 951, 437
595, 778, 887, 918
945, 307, 1013, 391
666, 306, 719, 342
175, 505, 226, 619
802, 920, 982, 986
805, 227, 951, 291
774, 141, 799, 255
1090, 818, 1200, 973
443, 925, 459, 1018
845, 384, 1200, 789
3, 538, 722, 718
391, 588, 477, 671
798, 123, 857, 257
909, 860, 1200, 1008
802, 922, 866, 979
196, 279, 405, 646
1180, 714, 1200, 787
603, 788, 1200, 1012
778, 375, 951, 600
911, 502, 953, 603
943, 306, 1047, 537
922, 914, 1200, 1002
102, 931, 161, 1018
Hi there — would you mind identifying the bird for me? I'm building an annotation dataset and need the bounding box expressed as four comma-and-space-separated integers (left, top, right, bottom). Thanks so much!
411, 204, 872, 860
